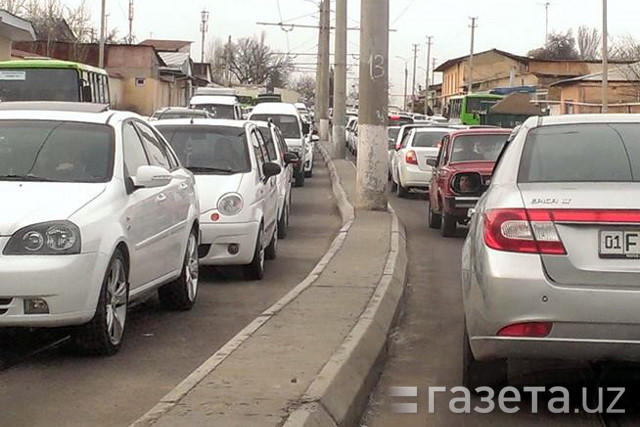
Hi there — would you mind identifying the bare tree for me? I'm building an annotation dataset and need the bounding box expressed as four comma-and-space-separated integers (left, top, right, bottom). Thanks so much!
528, 30, 579, 60
577, 26, 601, 60
0, 0, 28, 14
292, 74, 315, 103
610, 35, 640, 62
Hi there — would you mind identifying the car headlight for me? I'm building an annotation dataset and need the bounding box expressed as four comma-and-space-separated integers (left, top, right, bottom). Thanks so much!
3, 221, 81, 255
217, 193, 244, 216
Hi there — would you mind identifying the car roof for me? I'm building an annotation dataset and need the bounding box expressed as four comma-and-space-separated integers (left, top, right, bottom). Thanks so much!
0, 102, 130, 124
153, 118, 248, 128
157, 107, 205, 112
538, 114, 640, 126
449, 128, 512, 137
413, 126, 454, 133
250, 102, 299, 116
189, 95, 237, 105
0, 101, 110, 113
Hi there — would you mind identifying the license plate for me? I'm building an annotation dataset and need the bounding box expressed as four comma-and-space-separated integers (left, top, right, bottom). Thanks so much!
599, 230, 640, 258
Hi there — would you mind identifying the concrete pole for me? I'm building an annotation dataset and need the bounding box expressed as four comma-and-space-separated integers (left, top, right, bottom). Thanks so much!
544, 2, 550, 46
602, 0, 609, 113
332, 0, 347, 158
315, 1, 324, 126
356, 0, 389, 211
468, 17, 477, 94
425, 36, 432, 115
411, 44, 418, 112
403, 61, 408, 111
99, 0, 106, 68
319, 0, 331, 140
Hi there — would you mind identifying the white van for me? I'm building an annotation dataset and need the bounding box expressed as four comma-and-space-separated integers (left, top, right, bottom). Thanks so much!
189, 95, 243, 120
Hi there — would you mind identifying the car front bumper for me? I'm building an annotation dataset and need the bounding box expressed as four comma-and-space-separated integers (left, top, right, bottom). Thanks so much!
0, 246, 104, 327
464, 247, 640, 362
198, 221, 260, 266
444, 196, 480, 217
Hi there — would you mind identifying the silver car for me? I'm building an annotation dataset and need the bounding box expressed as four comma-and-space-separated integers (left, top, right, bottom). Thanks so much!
462, 114, 640, 388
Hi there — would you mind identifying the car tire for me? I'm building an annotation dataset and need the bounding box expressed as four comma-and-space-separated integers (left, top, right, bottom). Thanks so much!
396, 176, 410, 198
158, 228, 199, 311
277, 203, 289, 239
305, 167, 313, 178
295, 171, 305, 187
442, 213, 457, 237
463, 326, 508, 391
243, 226, 265, 280
390, 177, 398, 192
265, 222, 278, 260
428, 205, 442, 229
72, 250, 128, 356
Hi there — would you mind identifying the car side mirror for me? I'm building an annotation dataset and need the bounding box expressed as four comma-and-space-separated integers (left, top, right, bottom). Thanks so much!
302, 122, 310, 135
284, 152, 299, 165
263, 161, 282, 177
426, 158, 437, 167
311, 135, 320, 142
134, 165, 172, 188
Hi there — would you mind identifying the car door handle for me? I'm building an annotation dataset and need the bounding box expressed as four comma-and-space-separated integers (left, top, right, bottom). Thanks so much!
156, 193, 167, 203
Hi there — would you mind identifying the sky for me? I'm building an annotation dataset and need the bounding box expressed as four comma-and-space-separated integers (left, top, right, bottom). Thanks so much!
59, 0, 640, 105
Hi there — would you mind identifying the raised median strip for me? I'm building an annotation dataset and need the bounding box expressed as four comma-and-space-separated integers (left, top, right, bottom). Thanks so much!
130, 141, 407, 427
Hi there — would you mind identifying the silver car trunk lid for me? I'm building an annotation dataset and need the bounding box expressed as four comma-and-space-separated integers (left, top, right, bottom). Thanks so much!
519, 182, 640, 287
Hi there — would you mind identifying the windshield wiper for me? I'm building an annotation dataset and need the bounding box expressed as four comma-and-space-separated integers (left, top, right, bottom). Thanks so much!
0, 174, 61, 182
187, 166, 238, 174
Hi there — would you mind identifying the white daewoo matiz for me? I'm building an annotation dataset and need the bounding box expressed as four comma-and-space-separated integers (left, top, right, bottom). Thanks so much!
0, 102, 200, 355
155, 119, 283, 280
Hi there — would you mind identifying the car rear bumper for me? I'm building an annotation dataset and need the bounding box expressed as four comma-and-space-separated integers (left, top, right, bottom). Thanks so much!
464, 247, 640, 362
399, 164, 432, 188
0, 251, 105, 327
444, 196, 480, 216
199, 221, 260, 265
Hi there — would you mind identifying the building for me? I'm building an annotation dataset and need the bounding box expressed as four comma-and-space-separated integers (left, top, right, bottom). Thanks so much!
550, 65, 640, 114
435, 48, 632, 106
0, 10, 36, 60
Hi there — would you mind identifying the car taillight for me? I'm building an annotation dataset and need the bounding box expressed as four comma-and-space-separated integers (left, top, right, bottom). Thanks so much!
484, 209, 566, 255
497, 322, 552, 337
405, 150, 418, 165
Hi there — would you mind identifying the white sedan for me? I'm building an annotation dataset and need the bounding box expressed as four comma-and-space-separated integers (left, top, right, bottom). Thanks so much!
155, 119, 282, 280
391, 127, 453, 197
0, 102, 200, 355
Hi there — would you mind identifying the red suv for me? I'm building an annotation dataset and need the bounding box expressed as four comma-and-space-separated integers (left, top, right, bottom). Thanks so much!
428, 128, 511, 237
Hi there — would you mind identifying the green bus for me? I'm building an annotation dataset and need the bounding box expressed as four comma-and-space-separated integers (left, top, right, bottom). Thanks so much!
446, 93, 503, 125
0, 59, 110, 104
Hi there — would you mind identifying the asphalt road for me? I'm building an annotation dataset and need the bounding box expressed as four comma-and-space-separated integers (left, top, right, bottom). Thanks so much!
361, 188, 640, 427
0, 154, 341, 427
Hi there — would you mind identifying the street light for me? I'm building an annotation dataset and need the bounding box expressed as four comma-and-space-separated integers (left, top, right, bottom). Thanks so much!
396, 56, 408, 111
200, 9, 210, 63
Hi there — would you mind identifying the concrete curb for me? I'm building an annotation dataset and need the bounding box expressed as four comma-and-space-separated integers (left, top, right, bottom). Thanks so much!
282, 157, 408, 426
130, 143, 355, 427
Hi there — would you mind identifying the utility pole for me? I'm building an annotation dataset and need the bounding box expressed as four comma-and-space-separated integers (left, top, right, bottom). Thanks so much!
602, 0, 608, 113
128, 0, 134, 44
332, 0, 347, 158
200, 9, 210, 63
99, 0, 106, 68
226, 35, 232, 87
411, 43, 418, 112
319, 0, 331, 140
468, 17, 477, 94
357, 0, 389, 210
544, 2, 550, 46
425, 36, 433, 115
315, 1, 323, 125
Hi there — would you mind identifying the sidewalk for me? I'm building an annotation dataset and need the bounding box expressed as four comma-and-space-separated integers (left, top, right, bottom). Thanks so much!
131, 141, 407, 427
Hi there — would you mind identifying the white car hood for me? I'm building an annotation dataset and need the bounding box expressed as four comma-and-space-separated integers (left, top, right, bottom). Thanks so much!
0, 182, 106, 236
194, 173, 245, 212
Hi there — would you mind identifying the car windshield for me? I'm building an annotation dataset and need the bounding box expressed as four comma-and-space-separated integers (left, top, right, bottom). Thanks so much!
413, 131, 449, 148
193, 104, 235, 119
0, 120, 113, 183
157, 110, 208, 120
450, 134, 507, 162
156, 125, 250, 174
250, 114, 301, 139
0, 68, 80, 102
519, 123, 640, 182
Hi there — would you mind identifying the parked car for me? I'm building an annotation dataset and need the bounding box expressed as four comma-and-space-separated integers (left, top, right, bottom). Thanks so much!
190, 95, 243, 120
345, 116, 358, 146
390, 127, 453, 197
0, 102, 200, 355
348, 120, 359, 155
388, 113, 414, 127
249, 102, 309, 187
255, 121, 298, 239
461, 114, 640, 389
150, 107, 211, 121
155, 119, 281, 280
428, 128, 511, 236
387, 126, 401, 179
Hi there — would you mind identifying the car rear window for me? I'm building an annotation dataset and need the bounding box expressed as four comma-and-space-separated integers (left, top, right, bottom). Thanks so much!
518, 123, 640, 182
250, 114, 301, 139
156, 125, 250, 174
413, 131, 448, 148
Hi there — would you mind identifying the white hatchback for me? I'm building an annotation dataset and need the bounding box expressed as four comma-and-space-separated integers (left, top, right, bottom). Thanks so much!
155, 119, 282, 280
0, 102, 200, 355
